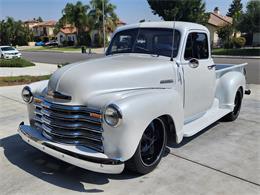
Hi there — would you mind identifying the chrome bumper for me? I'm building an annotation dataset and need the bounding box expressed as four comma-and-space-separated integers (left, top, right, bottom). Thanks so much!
18, 122, 124, 174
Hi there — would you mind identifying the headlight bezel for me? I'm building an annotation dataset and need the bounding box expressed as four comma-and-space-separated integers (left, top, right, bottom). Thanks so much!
103, 104, 122, 127
21, 86, 33, 103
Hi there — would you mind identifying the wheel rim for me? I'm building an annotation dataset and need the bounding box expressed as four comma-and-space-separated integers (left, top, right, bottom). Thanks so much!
140, 118, 165, 167
233, 91, 242, 116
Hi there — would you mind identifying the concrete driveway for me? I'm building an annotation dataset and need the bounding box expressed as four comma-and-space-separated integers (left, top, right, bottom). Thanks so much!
0, 85, 259, 195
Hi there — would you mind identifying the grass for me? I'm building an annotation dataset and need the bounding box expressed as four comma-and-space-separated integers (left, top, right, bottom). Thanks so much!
0, 75, 51, 86
212, 48, 260, 56
24, 46, 82, 52
0, 58, 35, 67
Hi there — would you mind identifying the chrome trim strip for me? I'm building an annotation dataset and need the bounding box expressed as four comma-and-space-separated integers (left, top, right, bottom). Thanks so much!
41, 115, 103, 132
41, 108, 102, 124
41, 100, 101, 114
42, 124, 103, 142
42, 131, 104, 153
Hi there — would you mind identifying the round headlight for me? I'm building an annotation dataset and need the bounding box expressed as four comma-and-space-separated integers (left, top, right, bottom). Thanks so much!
104, 104, 122, 127
21, 86, 33, 103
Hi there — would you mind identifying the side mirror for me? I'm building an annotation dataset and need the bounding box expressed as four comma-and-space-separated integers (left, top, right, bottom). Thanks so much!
189, 58, 199, 68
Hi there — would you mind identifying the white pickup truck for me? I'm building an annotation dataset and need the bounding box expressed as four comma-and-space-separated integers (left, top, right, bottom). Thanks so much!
18, 22, 250, 175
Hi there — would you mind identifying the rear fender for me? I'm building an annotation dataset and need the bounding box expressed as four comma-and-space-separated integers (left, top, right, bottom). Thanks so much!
216, 71, 245, 109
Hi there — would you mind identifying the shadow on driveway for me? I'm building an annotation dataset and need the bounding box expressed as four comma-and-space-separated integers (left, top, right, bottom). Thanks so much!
0, 134, 140, 193
1, 121, 222, 192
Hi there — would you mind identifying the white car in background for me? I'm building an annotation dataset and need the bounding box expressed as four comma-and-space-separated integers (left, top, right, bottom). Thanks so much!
0, 46, 21, 59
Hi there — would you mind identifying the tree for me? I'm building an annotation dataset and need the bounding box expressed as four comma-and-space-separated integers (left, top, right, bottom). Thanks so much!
37, 17, 43, 22
227, 0, 243, 17
217, 25, 233, 48
61, 1, 90, 45
238, 0, 260, 44
226, 0, 243, 37
147, 0, 209, 24
0, 17, 32, 46
89, 0, 118, 47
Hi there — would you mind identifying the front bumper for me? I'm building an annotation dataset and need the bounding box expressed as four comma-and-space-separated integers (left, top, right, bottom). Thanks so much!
3, 54, 21, 59
18, 122, 124, 174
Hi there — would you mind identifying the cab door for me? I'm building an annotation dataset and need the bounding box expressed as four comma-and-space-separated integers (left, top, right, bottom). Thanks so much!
181, 31, 216, 120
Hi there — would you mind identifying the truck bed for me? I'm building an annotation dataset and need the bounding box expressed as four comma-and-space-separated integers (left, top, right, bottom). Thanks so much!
215, 63, 247, 78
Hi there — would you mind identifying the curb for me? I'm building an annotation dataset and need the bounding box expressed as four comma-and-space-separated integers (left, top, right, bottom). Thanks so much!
212, 55, 260, 59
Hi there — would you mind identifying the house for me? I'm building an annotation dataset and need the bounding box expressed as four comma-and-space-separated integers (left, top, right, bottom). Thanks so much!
23, 19, 39, 29
56, 25, 79, 46
32, 20, 57, 38
206, 7, 233, 47
56, 19, 126, 46
253, 33, 260, 46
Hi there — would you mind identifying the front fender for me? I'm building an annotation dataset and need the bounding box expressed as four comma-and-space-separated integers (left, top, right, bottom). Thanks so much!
216, 71, 245, 109
102, 88, 183, 161
25, 80, 49, 122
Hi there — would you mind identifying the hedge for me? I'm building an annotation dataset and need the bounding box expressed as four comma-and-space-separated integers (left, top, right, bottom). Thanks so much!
0, 58, 35, 67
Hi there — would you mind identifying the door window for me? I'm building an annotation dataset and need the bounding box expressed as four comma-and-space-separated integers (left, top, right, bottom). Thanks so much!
184, 32, 209, 60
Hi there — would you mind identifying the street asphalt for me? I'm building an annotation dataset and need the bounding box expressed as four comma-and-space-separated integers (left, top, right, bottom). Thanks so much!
21, 51, 104, 64
0, 84, 259, 195
21, 51, 260, 84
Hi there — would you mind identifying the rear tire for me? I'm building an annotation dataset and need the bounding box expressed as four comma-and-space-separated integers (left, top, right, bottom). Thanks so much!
126, 118, 167, 174
222, 88, 243, 121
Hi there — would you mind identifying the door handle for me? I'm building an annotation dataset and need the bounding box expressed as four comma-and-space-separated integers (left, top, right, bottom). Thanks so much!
208, 65, 216, 70
189, 58, 199, 68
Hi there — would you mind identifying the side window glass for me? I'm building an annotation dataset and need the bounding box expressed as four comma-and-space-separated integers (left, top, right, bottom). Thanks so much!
184, 32, 209, 60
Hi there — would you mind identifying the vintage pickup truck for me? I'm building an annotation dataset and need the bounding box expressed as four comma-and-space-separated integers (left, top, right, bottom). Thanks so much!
18, 22, 250, 174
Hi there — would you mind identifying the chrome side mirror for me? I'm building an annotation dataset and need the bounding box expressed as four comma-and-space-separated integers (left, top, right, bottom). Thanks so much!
189, 58, 199, 68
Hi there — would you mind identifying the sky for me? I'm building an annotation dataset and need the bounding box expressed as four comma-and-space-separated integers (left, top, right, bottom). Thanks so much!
0, 0, 249, 24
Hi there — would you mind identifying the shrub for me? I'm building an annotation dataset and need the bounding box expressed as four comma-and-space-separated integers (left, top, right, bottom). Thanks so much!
233, 37, 246, 48
223, 41, 234, 49
0, 58, 35, 67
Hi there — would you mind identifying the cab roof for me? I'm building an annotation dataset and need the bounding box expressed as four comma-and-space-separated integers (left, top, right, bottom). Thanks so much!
115, 21, 209, 34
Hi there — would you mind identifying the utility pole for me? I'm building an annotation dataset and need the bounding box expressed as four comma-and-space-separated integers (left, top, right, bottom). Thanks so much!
102, 0, 106, 53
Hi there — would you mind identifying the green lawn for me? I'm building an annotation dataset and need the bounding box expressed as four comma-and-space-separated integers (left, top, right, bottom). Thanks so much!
0, 75, 51, 86
212, 48, 260, 56
0, 58, 35, 67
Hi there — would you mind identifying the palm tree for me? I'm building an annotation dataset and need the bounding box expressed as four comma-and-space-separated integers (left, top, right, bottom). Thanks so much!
89, 0, 118, 46
61, 1, 90, 45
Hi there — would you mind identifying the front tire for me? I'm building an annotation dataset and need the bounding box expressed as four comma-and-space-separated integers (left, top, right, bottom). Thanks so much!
222, 88, 243, 121
126, 118, 167, 174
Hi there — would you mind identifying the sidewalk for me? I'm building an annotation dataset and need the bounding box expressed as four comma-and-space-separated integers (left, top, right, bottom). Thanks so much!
0, 62, 58, 77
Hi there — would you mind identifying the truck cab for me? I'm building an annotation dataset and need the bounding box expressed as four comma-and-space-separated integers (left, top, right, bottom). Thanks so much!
18, 22, 248, 175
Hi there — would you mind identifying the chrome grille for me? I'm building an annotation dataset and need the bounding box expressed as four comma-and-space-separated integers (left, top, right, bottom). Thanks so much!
32, 97, 104, 152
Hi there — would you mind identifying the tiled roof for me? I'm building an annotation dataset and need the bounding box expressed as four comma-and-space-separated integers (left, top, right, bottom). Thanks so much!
60, 26, 77, 34
35, 20, 57, 27
59, 25, 89, 34
208, 13, 232, 27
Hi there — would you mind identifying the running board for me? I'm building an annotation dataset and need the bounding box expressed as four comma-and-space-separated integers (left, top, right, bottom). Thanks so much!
183, 102, 231, 137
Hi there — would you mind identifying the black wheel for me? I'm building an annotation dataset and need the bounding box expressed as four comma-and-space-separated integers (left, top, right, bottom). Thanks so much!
126, 118, 167, 174
222, 88, 243, 121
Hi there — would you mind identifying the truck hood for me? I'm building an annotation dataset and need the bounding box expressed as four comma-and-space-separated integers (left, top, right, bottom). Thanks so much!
47, 54, 176, 105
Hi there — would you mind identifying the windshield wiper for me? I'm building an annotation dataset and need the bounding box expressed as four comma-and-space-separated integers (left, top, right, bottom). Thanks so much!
135, 46, 150, 52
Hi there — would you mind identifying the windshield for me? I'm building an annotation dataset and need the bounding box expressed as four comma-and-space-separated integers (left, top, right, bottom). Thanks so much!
106, 28, 180, 58
1, 47, 15, 51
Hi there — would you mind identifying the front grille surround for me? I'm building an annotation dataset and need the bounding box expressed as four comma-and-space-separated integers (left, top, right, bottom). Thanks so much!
32, 96, 104, 153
